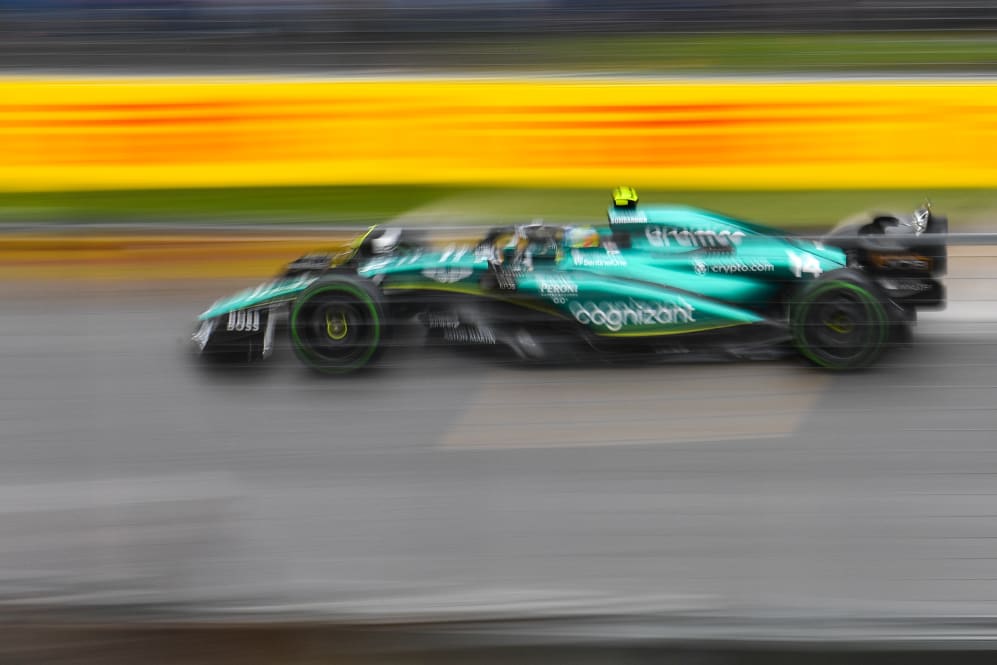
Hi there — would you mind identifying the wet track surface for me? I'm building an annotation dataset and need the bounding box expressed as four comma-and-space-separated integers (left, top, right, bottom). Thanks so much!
1, 260, 996, 621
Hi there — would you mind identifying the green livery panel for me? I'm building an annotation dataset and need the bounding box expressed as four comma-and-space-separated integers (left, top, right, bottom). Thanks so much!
348, 211, 846, 338
199, 274, 319, 320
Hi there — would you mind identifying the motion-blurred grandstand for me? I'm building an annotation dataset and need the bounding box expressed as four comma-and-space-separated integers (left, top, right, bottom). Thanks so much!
2, 0, 997, 71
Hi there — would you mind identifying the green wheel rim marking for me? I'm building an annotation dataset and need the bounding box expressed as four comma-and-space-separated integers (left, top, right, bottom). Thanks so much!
291, 283, 381, 372
326, 311, 349, 340
792, 280, 888, 369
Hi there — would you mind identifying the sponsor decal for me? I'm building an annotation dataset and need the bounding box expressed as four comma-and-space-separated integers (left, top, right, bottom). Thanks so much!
571, 249, 628, 267
494, 268, 518, 290
227, 308, 262, 333
443, 326, 497, 345
610, 210, 648, 225
646, 225, 746, 249
697, 259, 776, 274
569, 299, 696, 332
536, 275, 578, 304
881, 279, 933, 293
876, 255, 932, 272
423, 313, 461, 329
422, 267, 473, 283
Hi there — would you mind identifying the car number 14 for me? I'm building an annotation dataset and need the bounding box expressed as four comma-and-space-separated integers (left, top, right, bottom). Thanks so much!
786, 250, 823, 279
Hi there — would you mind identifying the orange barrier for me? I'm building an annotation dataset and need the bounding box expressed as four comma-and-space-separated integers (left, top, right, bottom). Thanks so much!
0, 233, 351, 280
2, 77, 997, 191
0, 231, 484, 281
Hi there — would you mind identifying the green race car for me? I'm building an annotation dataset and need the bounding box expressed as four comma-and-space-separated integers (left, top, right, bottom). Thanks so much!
192, 188, 947, 372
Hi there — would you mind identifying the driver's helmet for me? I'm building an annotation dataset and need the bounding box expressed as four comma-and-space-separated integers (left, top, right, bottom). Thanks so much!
369, 227, 402, 254
565, 226, 600, 249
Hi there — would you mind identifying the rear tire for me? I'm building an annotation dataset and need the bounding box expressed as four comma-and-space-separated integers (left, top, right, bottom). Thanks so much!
790, 277, 889, 370
289, 277, 385, 374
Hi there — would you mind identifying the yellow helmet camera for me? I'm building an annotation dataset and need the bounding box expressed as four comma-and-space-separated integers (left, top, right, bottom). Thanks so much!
612, 186, 639, 208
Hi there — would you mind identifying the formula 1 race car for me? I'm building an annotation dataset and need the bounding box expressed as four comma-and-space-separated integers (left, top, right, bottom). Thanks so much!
192, 188, 947, 372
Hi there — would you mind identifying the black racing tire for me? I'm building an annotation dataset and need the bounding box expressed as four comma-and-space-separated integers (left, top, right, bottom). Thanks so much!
289, 276, 386, 374
790, 276, 890, 370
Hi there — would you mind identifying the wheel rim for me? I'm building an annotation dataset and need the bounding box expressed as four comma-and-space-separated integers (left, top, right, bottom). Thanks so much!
794, 282, 887, 369
805, 293, 869, 362
291, 285, 381, 371
325, 310, 349, 340
823, 310, 854, 335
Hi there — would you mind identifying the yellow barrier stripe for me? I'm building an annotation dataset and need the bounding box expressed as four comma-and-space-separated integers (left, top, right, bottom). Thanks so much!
2, 78, 996, 190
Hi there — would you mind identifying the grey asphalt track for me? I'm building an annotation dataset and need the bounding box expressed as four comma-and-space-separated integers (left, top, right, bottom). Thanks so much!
0, 251, 995, 623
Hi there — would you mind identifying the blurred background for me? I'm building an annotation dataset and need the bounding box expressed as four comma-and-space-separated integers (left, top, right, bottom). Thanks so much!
2, 0, 997, 72
2, 3, 997, 664
3, 0, 997, 223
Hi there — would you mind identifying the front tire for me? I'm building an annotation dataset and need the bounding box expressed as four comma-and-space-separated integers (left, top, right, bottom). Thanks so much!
790, 277, 889, 370
289, 277, 385, 374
